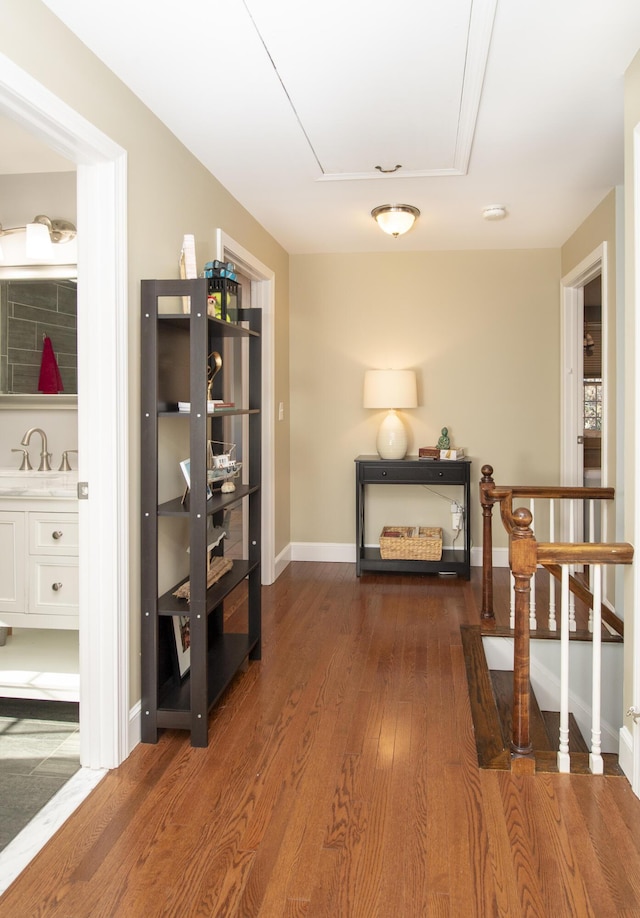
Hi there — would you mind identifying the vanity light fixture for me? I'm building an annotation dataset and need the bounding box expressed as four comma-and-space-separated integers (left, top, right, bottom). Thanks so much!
371, 204, 420, 238
0, 214, 77, 260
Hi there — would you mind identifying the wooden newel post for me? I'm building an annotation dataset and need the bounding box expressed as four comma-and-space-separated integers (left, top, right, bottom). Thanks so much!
510, 507, 537, 774
480, 465, 496, 621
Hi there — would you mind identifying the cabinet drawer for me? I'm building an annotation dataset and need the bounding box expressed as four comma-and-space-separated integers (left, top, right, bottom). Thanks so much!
29, 557, 79, 615
29, 512, 79, 556
359, 461, 467, 484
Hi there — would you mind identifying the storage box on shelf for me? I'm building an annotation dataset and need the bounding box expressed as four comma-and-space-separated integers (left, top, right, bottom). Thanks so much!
379, 526, 443, 560
140, 277, 261, 748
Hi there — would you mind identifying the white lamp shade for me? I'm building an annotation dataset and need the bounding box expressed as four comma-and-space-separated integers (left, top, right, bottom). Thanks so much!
25, 222, 53, 260
363, 369, 418, 409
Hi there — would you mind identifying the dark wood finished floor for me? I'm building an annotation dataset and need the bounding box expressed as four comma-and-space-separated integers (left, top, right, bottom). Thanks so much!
2, 563, 640, 917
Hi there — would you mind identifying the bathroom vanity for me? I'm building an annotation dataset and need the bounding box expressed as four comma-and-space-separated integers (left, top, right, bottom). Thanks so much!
0, 471, 78, 629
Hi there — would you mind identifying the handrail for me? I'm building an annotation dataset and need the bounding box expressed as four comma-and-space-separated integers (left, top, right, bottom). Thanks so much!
480, 464, 616, 624
507, 509, 633, 774
479, 466, 633, 774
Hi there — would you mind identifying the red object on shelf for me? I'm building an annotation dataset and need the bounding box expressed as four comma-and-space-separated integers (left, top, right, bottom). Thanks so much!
38, 335, 64, 394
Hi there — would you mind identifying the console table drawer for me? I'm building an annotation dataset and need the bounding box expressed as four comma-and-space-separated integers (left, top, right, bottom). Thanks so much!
359, 461, 466, 484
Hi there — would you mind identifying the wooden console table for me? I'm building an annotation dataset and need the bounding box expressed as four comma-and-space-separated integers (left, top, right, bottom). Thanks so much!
355, 455, 471, 579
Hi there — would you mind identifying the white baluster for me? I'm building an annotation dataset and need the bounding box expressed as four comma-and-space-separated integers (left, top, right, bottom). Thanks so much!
588, 499, 595, 633
529, 498, 537, 630
568, 499, 576, 631
589, 564, 604, 774
558, 564, 571, 773
548, 499, 557, 630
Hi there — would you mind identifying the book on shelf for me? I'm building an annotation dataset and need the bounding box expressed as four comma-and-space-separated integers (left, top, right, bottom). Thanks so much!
177, 400, 235, 412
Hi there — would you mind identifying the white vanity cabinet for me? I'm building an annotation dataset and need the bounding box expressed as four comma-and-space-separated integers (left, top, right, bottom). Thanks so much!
0, 497, 78, 629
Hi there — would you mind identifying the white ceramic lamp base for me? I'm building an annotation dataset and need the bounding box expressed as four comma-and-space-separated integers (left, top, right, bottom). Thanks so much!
376, 409, 408, 460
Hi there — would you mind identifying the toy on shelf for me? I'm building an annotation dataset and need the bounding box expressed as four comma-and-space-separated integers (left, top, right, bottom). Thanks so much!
208, 440, 241, 493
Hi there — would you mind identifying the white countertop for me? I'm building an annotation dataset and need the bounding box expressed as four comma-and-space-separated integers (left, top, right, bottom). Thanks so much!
0, 469, 78, 499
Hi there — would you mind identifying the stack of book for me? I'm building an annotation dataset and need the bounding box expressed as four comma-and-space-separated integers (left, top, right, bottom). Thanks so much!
418, 446, 466, 460
177, 400, 235, 412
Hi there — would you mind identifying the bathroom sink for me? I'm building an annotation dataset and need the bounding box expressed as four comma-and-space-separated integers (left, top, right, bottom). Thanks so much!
0, 469, 77, 498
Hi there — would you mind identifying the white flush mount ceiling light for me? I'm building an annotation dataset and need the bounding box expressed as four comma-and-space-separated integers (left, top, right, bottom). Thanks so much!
482, 204, 508, 221
371, 204, 420, 238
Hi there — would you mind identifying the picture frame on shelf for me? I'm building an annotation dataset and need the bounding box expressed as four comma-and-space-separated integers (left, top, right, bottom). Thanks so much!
172, 615, 191, 677
179, 457, 213, 503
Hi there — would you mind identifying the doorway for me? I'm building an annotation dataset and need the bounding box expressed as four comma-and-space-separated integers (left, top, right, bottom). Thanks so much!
217, 229, 276, 585
561, 245, 608, 490
0, 55, 129, 774
583, 275, 603, 536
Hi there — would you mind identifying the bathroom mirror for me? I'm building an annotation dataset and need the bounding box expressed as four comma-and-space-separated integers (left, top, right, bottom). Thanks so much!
0, 264, 77, 408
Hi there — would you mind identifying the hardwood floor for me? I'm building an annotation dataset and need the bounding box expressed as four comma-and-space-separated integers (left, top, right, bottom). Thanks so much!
2, 563, 640, 916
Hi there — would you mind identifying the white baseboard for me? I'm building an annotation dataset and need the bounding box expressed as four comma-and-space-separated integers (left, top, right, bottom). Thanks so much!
619, 725, 634, 781
129, 699, 141, 754
274, 543, 292, 580
290, 542, 356, 563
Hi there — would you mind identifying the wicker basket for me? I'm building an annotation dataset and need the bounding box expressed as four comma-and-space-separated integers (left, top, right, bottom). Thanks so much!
379, 526, 443, 561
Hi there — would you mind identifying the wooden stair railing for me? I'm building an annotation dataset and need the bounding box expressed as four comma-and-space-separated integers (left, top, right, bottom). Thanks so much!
478, 465, 633, 775
479, 463, 620, 634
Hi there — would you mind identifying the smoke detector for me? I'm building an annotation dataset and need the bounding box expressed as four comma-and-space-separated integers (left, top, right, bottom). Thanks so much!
482, 205, 508, 221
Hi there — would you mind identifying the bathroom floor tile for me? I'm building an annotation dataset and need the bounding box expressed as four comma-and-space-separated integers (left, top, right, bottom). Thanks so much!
0, 698, 80, 851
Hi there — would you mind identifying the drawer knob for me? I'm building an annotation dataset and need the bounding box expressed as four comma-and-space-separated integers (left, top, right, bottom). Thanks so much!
52, 582, 63, 592
438, 472, 443, 477
52, 530, 63, 540
381, 470, 387, 477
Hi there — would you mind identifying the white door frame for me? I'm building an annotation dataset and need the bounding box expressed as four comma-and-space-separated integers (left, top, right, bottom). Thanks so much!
560, 244, 608, 488
630, 124, 640, 797
216, 230, 276, 585
0, 55, 130, 769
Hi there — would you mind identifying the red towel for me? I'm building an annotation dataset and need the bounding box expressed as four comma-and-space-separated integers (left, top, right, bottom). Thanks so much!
38, 336, 64, 394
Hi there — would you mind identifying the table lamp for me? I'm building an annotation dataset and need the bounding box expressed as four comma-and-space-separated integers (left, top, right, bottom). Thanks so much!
363, 369, 418, 459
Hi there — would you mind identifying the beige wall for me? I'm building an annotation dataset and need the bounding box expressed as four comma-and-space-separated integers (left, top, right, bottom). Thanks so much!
0, 0, 291, 705
290, 249, 561, 550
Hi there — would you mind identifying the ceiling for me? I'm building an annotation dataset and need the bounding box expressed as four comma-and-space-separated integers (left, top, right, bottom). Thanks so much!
19, 1, 640, 252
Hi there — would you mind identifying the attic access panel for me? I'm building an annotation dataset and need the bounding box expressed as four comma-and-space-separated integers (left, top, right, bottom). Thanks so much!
246, 0, 497, 178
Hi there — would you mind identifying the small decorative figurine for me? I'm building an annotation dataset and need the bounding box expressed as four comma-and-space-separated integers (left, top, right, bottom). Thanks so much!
437, 427, 450, 449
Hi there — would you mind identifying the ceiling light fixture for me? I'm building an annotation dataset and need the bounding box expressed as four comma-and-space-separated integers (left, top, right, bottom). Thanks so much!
482, 204, 507, 221
371, 204, 420, 238
0, 214, 77, 260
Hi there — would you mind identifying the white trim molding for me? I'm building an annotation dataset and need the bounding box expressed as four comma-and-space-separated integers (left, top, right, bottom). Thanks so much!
0, 53, 130, 770
216, 230, 276, 585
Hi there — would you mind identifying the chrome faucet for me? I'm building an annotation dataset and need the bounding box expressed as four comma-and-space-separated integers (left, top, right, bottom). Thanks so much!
21, 427, 52, 471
